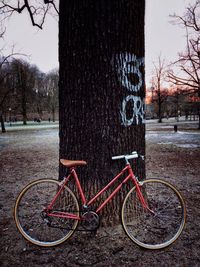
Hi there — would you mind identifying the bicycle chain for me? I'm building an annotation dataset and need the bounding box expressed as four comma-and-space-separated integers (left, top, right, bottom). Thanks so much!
44, 209, 99, 232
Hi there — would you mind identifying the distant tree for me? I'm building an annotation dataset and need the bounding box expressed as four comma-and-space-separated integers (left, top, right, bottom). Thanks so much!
0, 51, 23, 132
0, 25, 13, 133
168, 0, 200, 128
168, 87, 188, 121
0, 0, 58, 127
11, 59, 37, 125
151, 56, 168, 122
30, 66, 46, 119
0, 59, 9, 133
44, 69, 58, 122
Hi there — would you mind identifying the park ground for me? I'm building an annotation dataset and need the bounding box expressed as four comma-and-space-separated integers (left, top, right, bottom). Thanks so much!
0, 118, 200, 267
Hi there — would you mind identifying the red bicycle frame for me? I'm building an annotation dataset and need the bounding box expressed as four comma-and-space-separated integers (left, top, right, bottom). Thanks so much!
46, 163, 150, 220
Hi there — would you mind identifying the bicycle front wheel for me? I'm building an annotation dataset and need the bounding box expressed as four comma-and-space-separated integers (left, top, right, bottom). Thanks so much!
121, 179, 186, 249
14, 179, 79, 247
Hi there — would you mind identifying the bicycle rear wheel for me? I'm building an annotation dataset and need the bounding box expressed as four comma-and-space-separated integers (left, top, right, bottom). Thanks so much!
14, 179, 79, 247
121, 179, 186, 249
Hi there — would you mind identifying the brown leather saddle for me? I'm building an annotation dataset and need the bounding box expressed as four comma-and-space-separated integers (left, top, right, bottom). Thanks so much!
60, 159, 87, 168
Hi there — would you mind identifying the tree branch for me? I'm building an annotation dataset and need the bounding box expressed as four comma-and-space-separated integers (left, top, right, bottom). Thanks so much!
0, 0, 59, 29
44, 0, 59, 14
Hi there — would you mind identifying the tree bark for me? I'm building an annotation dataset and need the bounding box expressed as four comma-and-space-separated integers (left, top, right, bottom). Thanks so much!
59, 0, 145, 224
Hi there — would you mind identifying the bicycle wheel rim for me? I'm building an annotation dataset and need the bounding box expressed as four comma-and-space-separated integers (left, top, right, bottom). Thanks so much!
14, 179, 79, 247
121, 179, 186, 249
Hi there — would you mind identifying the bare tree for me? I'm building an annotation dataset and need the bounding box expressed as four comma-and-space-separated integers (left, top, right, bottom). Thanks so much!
0, 58, 9, 132
0, 25, 13, 132
168, 0, 200, 128
1, 55, 52, 127
168, 86, 189, 121
0, 49, 24, 132
45, 69, 58, 122
0, 1, 58, 128
151, 56, 169, 122
11, 59, 37, 124
28, 66, 45, 120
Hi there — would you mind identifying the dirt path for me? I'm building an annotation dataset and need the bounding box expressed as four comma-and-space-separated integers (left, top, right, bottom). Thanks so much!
0, 127, 200, 267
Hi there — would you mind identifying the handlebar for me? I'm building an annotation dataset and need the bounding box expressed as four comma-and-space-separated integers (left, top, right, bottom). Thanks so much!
112, 151, 144, 163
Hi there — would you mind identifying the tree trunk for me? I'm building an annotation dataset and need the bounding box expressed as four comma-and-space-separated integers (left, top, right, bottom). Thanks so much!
0, 112, 6, 133
158, 89, 162, 123
22, 88, 27, 125
52, 107, 55, 122
59, 0, 145, 225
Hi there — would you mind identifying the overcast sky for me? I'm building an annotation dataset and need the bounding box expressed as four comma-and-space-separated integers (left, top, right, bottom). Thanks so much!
0, 0, 197, 87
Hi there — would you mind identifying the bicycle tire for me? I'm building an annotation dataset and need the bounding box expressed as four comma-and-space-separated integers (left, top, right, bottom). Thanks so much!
121, 179, 186, 249
14, 178, 79, 247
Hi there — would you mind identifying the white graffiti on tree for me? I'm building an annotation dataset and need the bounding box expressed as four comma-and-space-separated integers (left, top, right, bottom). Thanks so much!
117, 53, 144, 92
120, 95, 145, 126
115, 52, 145, 126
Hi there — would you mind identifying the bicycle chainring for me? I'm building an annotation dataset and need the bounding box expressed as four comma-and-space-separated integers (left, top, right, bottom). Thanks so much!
81, 211, 100, 231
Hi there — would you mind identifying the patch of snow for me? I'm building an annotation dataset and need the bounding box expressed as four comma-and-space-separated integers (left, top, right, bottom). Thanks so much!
158, 142, 173, 145
177, 131, 200, 135
176, 144, 200, 148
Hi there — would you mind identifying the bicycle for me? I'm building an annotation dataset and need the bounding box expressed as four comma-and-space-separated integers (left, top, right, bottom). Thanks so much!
14, 151, 186, 249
